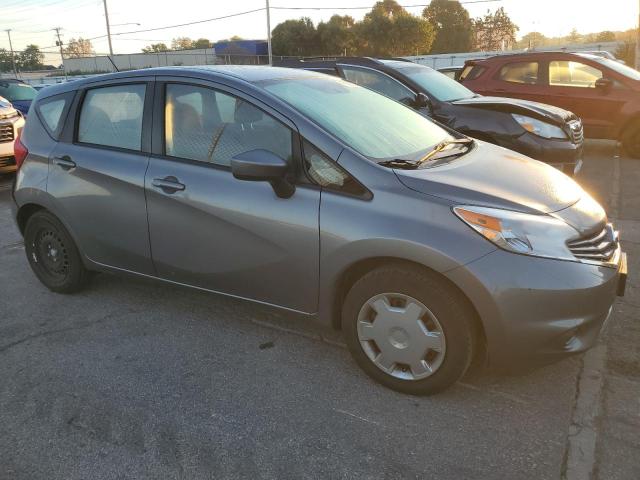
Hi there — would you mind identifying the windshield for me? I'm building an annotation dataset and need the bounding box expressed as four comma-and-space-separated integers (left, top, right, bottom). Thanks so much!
589, 56, 640, 81
398, 65, 476, 102
0, 82, 37, 102
261, 76, 450, 161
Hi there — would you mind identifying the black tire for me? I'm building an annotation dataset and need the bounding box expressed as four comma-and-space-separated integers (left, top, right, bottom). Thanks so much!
622, 121, 640, 159
24, 210, 90, 293
342, 264, 475, 395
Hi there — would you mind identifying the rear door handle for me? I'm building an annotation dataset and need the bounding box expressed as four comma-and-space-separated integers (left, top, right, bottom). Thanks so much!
52, 155, 76, 170
152, 176, 185, 193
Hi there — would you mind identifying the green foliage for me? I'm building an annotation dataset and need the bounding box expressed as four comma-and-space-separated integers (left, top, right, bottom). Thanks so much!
142, 43, 169, 53
359, 0, 434, 56
193, 38, 212, 49
423, 0, 473, 54
17, 44, 44, 71
472, 7, 519, 51
271, 1, 433, 57
0, 48, 15, 73
316, 15, 358, 56
516, 32, 547, 49
272, 18, 319, 56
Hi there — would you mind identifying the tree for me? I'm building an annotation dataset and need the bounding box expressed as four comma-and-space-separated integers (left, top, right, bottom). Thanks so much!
472, 7, 519, 51
596, 31, 616, 43
516, 32, 547, 49
142, 43, 169, 53
0, 48, 15, 73
271, 18, 319, 56
193, 38, 212, 49
615, 40, 637, 67
171, 37, 194, 50
358, 0, 434, 56
17, 44, 44, 70
423, 0, 473, 54
63, 38, 94, 58
566, 28, 581, 44
316, 15, 358, 55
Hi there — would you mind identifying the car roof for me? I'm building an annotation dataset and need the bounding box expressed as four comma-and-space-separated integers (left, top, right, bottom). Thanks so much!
36, 65, 326, 98
471, 51, 606, 64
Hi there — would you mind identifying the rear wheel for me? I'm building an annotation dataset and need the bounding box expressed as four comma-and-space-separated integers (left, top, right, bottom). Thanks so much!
342, 264, 475, 395
24, 211, 90, 293
622, 121, 640, 158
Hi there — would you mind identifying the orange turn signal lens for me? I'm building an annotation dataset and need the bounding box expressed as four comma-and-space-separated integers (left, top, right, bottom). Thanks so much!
455, 209, 502, 232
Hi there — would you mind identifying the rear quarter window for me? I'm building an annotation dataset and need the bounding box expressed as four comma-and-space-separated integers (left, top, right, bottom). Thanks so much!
498, 62, 539, 84
460, 65, 486, 81
35, 91, 75, 140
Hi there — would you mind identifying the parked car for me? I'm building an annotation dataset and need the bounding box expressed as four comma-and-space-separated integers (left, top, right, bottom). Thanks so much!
0, 79, 37, 116
12, 66, 626, 395
460, 51, 640, 157
437, 66, 464, 81
0, 96, 25, 174
33, 84, 53, 91
280, 57, 584, 175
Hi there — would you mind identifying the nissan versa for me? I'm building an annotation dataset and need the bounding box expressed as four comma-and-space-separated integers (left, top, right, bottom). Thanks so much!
12, 66, 627, 395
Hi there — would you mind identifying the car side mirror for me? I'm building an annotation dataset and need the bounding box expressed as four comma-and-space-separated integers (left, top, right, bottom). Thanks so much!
231, 149, 295, 198
414, 92, 432, 110
595, 78, 613, 91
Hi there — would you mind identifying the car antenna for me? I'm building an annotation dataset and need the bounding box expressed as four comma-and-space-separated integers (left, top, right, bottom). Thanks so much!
106, 55, 119, 72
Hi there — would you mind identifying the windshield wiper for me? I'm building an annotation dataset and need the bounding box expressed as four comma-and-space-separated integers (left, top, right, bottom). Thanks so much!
377, 158, 421, 169
378, 138, 473, 170
416, 138, 473, 166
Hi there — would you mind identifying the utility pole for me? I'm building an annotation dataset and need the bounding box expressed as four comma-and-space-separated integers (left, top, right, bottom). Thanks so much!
266, 0, 272, 65
53, 27, 68, 81
5, 29, 18, 77
102, 0, 114, 56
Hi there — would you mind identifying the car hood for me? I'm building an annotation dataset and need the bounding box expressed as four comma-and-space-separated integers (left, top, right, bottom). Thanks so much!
395, 141, 605, 234
10, 100, 31, 116
451, 95, 576, 124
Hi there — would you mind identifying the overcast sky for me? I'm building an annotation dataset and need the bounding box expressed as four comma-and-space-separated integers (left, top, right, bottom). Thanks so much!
2, 0, 637, 63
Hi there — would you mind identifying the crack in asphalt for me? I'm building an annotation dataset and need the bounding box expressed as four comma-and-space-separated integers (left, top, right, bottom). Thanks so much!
0, 309, 135, 354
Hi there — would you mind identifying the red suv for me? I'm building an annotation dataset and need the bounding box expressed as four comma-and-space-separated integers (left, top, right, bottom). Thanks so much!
461, 52, 640, 157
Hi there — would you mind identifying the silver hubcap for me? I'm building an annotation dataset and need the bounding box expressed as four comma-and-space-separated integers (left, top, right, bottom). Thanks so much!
357, 293, 446, 380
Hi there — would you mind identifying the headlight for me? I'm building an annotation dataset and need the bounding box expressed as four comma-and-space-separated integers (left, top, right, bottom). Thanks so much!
454, 205, 577, 260
512, 114, 567, 139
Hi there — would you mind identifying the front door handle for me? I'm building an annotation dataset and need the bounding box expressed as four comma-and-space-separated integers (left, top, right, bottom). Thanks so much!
52, 155, 76, 170
152, 176, 185, 193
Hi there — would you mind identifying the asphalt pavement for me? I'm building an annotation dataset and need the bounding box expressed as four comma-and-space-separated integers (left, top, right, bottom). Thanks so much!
0, 141, 637, 479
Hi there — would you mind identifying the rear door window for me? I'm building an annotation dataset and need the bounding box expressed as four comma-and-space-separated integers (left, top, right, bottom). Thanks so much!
164, 83, 292, 167
36, 91, 74, 139
498, 62, 539, 84
549, 61, 603, 88
340, 66, 415, 105
78, 84, 146, 151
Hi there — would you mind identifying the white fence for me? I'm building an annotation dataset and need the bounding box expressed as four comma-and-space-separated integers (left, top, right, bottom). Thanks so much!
62, 48, 217, 74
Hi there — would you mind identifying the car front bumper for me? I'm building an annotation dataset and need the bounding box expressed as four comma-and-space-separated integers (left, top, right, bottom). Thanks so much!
446, 247, 626, 367
504, 132, 583, 176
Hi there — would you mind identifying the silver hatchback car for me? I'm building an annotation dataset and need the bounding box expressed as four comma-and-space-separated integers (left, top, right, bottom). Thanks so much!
12, 66, 627, 394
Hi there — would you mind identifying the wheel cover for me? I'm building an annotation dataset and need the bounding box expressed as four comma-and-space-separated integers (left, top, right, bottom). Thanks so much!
31, 229, 70, 282
357, 293, 446, 381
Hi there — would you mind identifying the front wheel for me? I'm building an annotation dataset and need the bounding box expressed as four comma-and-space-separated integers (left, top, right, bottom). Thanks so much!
342, 264, 475, 395
24, 210, 90, 293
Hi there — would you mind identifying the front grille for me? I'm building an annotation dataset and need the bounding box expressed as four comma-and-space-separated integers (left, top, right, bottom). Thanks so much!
567, 119, 584, 145
0, 123, 14, 143
567, 224, 618, 262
